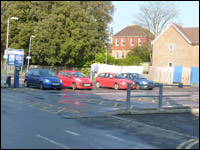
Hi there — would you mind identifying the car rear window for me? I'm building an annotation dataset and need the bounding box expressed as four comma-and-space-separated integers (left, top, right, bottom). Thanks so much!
98, 73, 105, 77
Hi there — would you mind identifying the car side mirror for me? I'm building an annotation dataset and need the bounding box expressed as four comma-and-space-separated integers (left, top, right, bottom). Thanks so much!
110, 77, 113, 79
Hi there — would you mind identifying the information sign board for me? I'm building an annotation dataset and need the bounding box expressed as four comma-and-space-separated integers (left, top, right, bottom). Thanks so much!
7, 49, 24, 66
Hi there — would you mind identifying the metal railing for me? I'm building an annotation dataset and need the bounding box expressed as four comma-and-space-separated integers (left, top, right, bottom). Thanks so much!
126, 83, 191, 110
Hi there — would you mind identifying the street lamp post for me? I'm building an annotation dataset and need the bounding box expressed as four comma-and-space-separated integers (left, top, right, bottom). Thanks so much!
27, 35, 35, 72
104, 46, 107, 64
5, 17, 18, 76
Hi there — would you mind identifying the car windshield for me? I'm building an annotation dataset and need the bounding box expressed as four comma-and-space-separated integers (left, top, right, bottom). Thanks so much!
40, 70, 57, 77
71, 72, 87, 78
136, 74, 146, 79
113, 74, 125, 79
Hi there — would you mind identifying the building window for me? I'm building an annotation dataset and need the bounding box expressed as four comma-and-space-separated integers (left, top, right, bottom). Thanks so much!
130, 38, 134, 46
121, 38, 125, 46
169, 44, 174, 50
116, 38, 119, 46
121, 52, 124, 58
138, 38, 142, 46
115, 52, 119, 58
169, 62, 173, 67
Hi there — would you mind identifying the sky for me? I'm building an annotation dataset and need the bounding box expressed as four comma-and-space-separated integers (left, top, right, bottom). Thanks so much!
109, 1, 199, 37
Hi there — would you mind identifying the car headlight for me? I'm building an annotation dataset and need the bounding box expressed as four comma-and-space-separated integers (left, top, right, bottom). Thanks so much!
44, 79, 51, 83
89, 79, 92, 82
75, 78, 82, 82
142, 81, 148, 84
60, 80, 62, 83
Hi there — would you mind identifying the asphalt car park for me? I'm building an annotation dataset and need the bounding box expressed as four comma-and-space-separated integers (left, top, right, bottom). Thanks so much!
1, 85, 199, 149
3, 85, 199, 116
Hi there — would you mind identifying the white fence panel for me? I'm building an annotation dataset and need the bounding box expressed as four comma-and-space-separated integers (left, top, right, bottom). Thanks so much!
97, 64, 143, 74
149, 66, 174, 84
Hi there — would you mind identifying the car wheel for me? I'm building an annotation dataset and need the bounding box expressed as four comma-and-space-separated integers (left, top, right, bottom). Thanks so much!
96, 82, 101, 88
57, 88, 62, 90
24, 80, 29, 87
39, 82, 44, 90
114, 83, 119, 90
72, 83, 76, 90
148, 88, 153, 90
136, 83, 141, 90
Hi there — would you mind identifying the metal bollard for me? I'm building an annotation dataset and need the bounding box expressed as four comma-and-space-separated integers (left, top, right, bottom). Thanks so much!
126, 83, 131, 110
6, 76, 11, 88
158, 84, 163, 109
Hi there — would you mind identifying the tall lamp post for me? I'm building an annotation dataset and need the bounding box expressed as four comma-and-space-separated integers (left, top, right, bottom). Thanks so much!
27, 35, 35, 72
104, 45, 107, 64
5, 17, 19, 76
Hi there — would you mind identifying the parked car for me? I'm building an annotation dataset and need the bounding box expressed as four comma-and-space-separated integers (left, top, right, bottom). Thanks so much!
57, 70, 93, 90
95, 73, 135, 90
24, 69, 63, 90
121, 73, 154, 90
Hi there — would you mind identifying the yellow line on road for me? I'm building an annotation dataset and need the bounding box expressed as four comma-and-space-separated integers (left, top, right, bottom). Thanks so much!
185, 140, 199, 149
138, 98, 142, 101
53, 108, 66, 114
99, 101, 104, 104
29, 102, 41, 107
40, 105, 53, 110
114, 103, 118, 107
176, 139, 197, 149
192, 98, 198, 102
152, 99, 155, 103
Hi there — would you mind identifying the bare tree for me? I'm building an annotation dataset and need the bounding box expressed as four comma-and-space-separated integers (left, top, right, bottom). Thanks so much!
133, 1, 179, 38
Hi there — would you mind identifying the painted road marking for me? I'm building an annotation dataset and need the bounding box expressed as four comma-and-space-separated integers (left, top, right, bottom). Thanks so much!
138, 98, 142, 101
53, 108, 66, 114
185, 139, 199, 149
99, 101, 104, 104
40, 105, 54, 110
64, 130, 80, 136
192, 98, 198, 102
114, 103, 118, 107
176, 139, 199, 149
36, 134, 70, 149
29, 102, 41, 107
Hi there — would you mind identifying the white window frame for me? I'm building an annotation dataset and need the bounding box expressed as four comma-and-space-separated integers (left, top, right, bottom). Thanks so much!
168, 62, 173, 67
115, 52, 119, 58
116, 38, 119, 46
138, 38, 142, 46
121, 52, 125, 58
169, 44, 174, 50
121, 38, 125, 46
130, 38, 134, 46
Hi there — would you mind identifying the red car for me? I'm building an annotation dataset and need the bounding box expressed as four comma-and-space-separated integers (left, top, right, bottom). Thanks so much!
95, 73, 135, 90
57, 70, 93, 90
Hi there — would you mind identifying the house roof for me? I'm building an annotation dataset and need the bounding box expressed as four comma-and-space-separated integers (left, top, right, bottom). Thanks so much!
152, 23, 199, 45
112, 25, 153, 39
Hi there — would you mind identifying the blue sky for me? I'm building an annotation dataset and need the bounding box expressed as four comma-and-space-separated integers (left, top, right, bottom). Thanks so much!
109, 1, 199, 36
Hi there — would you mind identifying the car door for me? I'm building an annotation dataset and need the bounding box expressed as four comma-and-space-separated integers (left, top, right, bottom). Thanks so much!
58, 71, 66, 86
33, 70, 40, 86
64, 72, 73, 87
103, 73, 110, 87
26, 70, 34, 85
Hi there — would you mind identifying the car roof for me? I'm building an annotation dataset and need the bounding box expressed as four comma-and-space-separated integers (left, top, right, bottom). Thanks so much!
121, 73, 139, 74
29, 68, 52, 71
60, 70, 81, 72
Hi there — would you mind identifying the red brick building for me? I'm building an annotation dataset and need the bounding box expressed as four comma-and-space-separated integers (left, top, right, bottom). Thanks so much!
111, 25, 153, 59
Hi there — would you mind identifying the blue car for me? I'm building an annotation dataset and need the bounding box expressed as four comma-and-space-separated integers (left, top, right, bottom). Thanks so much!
121, 73, 154, 90
24, 68, 63, 90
